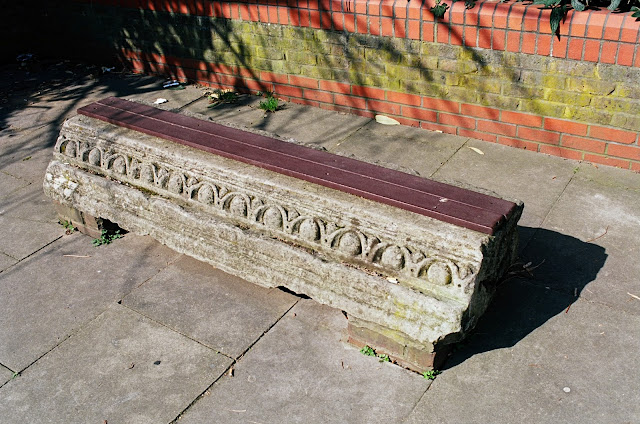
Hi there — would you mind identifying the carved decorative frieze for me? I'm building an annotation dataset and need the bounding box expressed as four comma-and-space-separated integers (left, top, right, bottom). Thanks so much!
56, 134, 478, 297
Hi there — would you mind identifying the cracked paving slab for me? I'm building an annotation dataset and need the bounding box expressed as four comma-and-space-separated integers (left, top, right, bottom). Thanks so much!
0, 232, 179, 371
0, 252, 17, 273
178, 299, 429, 424
123, 255, 298, 359
0, 304, 233, 423
331, 120, 467, 177
403, 279, 640, 424
0, 364, 13, 387
523, 175, 640, 314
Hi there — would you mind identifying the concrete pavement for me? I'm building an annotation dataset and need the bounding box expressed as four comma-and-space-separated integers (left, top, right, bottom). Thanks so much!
0, 62, 639, 423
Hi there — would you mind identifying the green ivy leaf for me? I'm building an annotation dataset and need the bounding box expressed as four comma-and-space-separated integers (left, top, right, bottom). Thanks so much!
533, 0, 561, 7
550, 5, 567, 35
633, 6, 640, 18
607, 0, 621, 11
464, 0, 476, 8
570, 0, 586, 11
430, 0, 450, 18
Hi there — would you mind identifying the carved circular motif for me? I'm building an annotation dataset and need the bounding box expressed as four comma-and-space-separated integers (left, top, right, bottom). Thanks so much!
262, 207, 283, 229
426, 262, 452, 285
299, 219, 320, 241
88, 148, 101, 166
64, 141, 76, 158
229, 196, 247, 217
141, 165, 154, 183
380, 246, 405, 270
338, 231, 362, 256
112, 156, 126, 175
197, 184, 215, 204
168, 174, 183, 194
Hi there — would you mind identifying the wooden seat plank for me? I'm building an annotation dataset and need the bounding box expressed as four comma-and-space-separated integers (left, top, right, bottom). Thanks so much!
78, 97, 519, 234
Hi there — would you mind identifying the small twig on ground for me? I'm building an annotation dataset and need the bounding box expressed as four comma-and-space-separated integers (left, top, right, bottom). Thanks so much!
503, 259, 546, 281
585, 226, 609, 243
62, 254, 91, 258
627, 292, 640, 302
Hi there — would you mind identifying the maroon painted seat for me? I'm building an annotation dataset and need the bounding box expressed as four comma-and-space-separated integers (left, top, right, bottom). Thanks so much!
78, 97, 518, 235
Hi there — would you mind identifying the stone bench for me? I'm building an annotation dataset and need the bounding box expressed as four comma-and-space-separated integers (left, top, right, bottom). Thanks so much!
43, 97, 523, 372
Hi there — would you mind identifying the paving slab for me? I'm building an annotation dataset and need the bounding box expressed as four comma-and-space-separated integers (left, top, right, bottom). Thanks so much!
0, 77, 165, 184
0, 183, 59, 224
0, 215, 62, 260
0, 364, 13, 387
575, 161, 640, 191
432, 139, 579, 235
0, 304, 233, 423
525, 176, 640, 314
0, 252, 17, 273
0, 232, 179, 371
125, 84, 206, 110
0, 119, 67, 185
404, 279, 640, 424
2, 104, 58, 134
0, 130, 60, 184
181, 94, 370, 149
123, 255, 298, 358
179, 299, 429, 424
332, 121, 467, 177
0, 171, 28, 198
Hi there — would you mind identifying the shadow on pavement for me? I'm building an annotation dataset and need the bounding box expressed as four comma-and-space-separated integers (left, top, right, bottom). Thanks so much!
443, 226, 607, 370
0, 61, 160, 174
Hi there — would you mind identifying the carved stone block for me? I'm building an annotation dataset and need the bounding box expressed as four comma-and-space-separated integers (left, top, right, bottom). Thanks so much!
43, 113, 522, 371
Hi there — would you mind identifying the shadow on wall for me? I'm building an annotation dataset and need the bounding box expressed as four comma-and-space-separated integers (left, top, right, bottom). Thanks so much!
48, 3, 537, 118
444, 226, 607, 369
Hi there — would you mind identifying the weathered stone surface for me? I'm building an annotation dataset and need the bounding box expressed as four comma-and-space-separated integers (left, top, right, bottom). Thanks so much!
43, 112, 522, 361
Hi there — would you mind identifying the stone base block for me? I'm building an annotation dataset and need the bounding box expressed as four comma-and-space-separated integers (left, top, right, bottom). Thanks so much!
53, 200, 104, 239
347, 316, 451, 372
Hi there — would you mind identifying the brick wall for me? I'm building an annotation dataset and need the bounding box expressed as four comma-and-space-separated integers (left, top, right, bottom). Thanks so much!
60, 0, 640, 171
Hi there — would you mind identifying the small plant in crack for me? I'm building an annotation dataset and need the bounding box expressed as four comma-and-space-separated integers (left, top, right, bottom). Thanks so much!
359, 345, 376, 357
259, 95, 280, 113
422, 369, 441, 380
377, 354, 391, 363
207, 89, 239, 107
92, 229, 123, 246
60, 220, 75, 235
